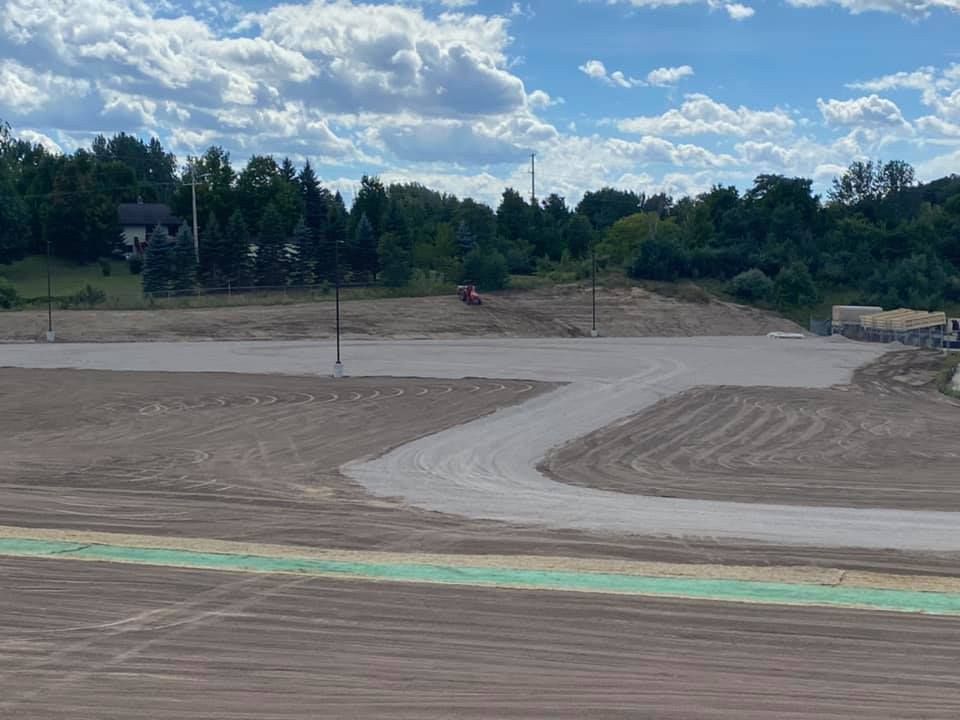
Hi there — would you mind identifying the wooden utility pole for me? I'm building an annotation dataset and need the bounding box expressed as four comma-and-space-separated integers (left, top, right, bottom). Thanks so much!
529, 152, 536, 205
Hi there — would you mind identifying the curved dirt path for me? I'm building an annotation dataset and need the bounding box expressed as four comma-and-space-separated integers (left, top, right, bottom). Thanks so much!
5, 336, 958, 551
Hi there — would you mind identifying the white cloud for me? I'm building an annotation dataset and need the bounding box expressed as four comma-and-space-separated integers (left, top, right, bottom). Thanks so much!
817, 94, 911, 128
784, 0, 960, 17
0, 59, 90, 113
618, 94, 795, 138
15, 128, 62, 154
645, 65, 694, 87
579, 59, 640, 88
527, 89, 561, 109
916, 115, 960, 137
725, 3, 756, 18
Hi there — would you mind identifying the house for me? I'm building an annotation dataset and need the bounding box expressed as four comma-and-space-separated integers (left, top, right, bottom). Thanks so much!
117, 200, 182, 256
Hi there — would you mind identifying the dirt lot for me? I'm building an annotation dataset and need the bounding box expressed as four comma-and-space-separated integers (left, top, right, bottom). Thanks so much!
0, 285, 800, 342
2, 557, 959, 720
544, 350, 960, 511
1, 366, 957, 576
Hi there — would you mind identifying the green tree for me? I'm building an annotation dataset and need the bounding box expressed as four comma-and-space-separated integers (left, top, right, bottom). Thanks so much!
563, 214, 593, 260
728, 269, 774, 303
237, 155, 280, 233
351, 212, 378, 280
172, 223, 197, 292
198, 211, 224, 285
350, 175, 388, 240
455, 221, 476, 255
254, 204, 288, 286
142, 225, 175, 294
773, 262, 818, 308
221, 210, 252, 286
462, 249, 509, 290
628, 234, 689, 281
288, 217, 313, 286
575, 187, 642, 232
378, 231, 412, 287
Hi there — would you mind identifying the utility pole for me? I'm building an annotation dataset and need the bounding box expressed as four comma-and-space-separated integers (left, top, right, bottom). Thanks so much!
529, 152, 536, 205
190, 162, 200, 262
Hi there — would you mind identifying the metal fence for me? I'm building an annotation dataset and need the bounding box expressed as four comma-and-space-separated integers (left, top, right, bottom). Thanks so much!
824, 320, 954, 350
142, 281, 375, 301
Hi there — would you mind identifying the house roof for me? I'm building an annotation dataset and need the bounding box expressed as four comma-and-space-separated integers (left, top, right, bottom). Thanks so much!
118, 203, 182, 228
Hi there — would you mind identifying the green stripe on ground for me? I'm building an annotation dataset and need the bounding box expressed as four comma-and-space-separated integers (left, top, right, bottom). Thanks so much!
3, 538, 960, 616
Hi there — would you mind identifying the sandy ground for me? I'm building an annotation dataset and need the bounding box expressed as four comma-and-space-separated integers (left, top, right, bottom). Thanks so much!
2, 557, 960, 720
543, 350, 960, 510
0, 285, 801, 342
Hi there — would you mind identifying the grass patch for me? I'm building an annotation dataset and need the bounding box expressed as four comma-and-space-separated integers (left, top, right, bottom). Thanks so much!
1, 255, 139, 300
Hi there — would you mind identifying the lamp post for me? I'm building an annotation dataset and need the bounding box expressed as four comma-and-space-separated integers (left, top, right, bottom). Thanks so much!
590, 246, 598, 338
45, 234, 54, 343
333, 233, 344, 378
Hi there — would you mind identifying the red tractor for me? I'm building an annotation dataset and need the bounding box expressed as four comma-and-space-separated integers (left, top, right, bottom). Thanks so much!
457, 284, 483, 305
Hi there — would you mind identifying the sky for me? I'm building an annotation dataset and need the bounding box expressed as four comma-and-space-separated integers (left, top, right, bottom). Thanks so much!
0, 0, 959, 206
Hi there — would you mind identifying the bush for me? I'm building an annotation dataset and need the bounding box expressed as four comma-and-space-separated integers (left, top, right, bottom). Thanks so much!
128, 255, 143, 275
728, 268, 774, 303
0, 277, 20, 309
407, 268, 448, 295
99, 258, 112, 277
773, 262, 819, 309
628, 235, 689, 282
462, 249, 509, 291
61, 284, 107, 309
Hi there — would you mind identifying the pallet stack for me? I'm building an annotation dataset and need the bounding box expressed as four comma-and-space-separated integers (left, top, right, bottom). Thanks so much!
860, 309, 946, 331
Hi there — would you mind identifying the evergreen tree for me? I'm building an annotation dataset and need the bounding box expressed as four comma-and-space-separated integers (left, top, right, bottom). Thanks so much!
142, 224, 175, 295
288, 217, 313, 286
299, 161, 329, 275
222, 210, 252, 286
455, 221, 476, 255
198, 211, 224, 285
563, 214, 594, 260
255, 204, 288, 286
351, 212, 378, 280
326, 191, 349, 282
378, 231, 412, 287
172, 223, 198, 291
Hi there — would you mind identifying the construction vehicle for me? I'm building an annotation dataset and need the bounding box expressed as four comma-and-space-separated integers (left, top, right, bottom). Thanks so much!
456, 284, 483, 305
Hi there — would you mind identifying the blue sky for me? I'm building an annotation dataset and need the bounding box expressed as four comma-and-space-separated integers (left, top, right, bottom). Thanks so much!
0, 0, 958, 205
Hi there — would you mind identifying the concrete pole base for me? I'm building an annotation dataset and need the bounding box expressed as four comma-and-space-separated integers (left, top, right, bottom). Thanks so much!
333, 361, 345, 378
590, 329, 599, 338
45, 331, 56, 343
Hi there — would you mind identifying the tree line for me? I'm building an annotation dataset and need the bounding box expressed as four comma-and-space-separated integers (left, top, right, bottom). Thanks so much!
2, 121, 959, 310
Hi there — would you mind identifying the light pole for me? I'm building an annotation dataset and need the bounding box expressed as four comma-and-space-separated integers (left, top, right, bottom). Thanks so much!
45, 234, 54, 343
189, 163, 209, 263
590, 246, 598, 338
333, 233, 344, 378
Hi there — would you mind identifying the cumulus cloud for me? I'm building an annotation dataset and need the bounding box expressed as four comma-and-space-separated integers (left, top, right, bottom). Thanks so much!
15, 128, 62, 153
725, 3, 756, 18
0, 59, 90, 114
916, 115, 960, 137
817, 94, 911, 128
579, 59, 640, 88
618, 94, 795, 138
645, 65, 694, 87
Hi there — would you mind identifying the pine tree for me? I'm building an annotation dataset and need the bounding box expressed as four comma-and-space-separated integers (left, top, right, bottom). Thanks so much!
456, 220, 476, 255
299, 161, 329, 275
142, 224, 174, 295
255, 204, 288, 286
351, 212, 378, 281
222, 210, 252, 286
325, 191, 349, 282
288, 217, 313, 286
172, 223, 197, 292
378, 231, 411, 287
199, 211, 224, 285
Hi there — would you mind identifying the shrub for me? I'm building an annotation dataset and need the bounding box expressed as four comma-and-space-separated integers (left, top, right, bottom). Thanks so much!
462, 249, 509, 291
128, 255, 143, 275
0, 277, 20, 309
728, 268, 774, 303
628, 235, 690, 282
61, 284, 107, 309
99, 258, 112, 277
773, 262, 819, 309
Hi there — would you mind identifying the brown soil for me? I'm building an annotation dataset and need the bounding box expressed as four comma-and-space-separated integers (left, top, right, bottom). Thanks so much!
543, 350, 960, 511
1, 367, 958, 577
3, 557, 959, 720
0, 285, 801, 342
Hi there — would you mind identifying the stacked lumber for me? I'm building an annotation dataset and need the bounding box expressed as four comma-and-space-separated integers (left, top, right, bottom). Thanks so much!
860, 309, 946, 331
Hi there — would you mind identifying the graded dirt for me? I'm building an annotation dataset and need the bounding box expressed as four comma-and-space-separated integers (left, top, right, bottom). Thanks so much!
0, 285, 801, 342
543, 350, 960, 511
